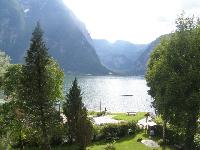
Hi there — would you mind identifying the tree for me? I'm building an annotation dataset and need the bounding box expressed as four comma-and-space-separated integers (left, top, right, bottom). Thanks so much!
3, 64, 23, 98
2, 64, 25, 149
0, 50, 10, 89
146, 14, 200, 149
20, 22, 64, 149
63, 78, 93, 149
76, 109, 93, 150
0, 54, 13, 149
0, 100, 25, 149
146, 36, 171, 146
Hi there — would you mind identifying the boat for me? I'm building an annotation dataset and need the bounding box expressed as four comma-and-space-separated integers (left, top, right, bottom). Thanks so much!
121, 94, 133, 96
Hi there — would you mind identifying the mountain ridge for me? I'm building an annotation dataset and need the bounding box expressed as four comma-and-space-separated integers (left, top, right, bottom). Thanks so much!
94, 39, 147, 74
0, 0, 109, 75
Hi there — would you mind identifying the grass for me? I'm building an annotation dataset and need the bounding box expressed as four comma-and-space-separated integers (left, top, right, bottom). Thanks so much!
20, 112, 171, 150
112, 112, 146, 122
87, 132, 171, 150
17, 132, 172, 150
88, 111, 146, 123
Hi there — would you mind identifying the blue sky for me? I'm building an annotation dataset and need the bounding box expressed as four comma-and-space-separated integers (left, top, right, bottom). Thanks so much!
64, 0, 200, 44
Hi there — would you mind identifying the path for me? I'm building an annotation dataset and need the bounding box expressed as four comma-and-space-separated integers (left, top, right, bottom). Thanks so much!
141, 140, 159, 148
92, 115, 124, 125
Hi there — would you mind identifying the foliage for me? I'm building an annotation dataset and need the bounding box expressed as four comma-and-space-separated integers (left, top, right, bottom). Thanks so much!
146, 13, 200, 149
63, 78, 93, 149
50, 124, 67, 146
155, 125, 184, 145
19, 22, 64, 149
2, 64, 25, 148
2, 63, 47, 148
3, 64, 23, 98
154, 115, 163, 125
88, 111, 99, 116
76, 117, 93, 150
194, 133, 200, 149
0, 100, 26, 149
0, 50, 10, 88
100, 122, 137, 141
88, 132, 171, 150
96, 111, 106, 117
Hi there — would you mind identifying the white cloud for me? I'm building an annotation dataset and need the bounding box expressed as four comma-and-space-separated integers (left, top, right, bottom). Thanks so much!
63, 0, 200, 44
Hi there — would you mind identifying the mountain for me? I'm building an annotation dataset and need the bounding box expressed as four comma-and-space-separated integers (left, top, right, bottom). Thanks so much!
94, 39, 147, 74
0, 0, 109, 75
130, 38, 161, 75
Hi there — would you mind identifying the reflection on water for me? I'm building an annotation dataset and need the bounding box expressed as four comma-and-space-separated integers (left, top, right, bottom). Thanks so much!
65, 76, 153, 113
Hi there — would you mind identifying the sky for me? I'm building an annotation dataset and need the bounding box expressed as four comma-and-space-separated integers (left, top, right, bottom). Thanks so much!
63, 0, 200, 44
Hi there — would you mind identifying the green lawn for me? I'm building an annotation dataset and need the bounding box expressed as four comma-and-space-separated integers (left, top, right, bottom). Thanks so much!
87, 132, 171, 150
22, 133, 172, 150
22, 113, 171, 150
112, 112, 146, 122
88, 111, 146, 123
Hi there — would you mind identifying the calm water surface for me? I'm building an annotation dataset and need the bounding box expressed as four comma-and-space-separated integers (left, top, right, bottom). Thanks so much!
65, 76, 153, 113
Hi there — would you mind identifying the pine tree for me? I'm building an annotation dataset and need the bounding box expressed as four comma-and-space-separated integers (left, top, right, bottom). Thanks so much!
63, 78, 93, 149
20, 22, 64, 149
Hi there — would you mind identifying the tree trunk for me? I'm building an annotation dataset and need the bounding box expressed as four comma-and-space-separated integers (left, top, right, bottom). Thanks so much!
40, 107, 51, 150
162, 120, 167, 150
41, 120, 51, 150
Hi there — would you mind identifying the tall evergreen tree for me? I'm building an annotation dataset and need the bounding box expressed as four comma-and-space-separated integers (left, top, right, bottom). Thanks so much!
63, 78, 92, 149
20, 22, 64, 149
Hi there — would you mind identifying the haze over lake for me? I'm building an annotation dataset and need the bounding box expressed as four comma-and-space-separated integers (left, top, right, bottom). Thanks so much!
66, 76, 153, 113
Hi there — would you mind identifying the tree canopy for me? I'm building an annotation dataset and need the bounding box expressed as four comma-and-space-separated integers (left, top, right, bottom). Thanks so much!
63, 78, 93, 150
19, 22, 64, 149
146, 14, 200, 149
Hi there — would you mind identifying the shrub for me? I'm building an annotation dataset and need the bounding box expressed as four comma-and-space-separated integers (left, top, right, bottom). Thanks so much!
96, 111, 106, 117
50, 124, 67, 145
100, 122, 137, 141
92, 125, 103, 141
137, 138, 142, 142
88, 111, 97, 116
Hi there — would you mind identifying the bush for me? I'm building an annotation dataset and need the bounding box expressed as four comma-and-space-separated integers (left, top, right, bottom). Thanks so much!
50, 124, 67, 145
100, 122, 137, 141
96, 111, 106, 117
92, 125, 103, 141
137, 138, 142, 142
23, 127, 42, 147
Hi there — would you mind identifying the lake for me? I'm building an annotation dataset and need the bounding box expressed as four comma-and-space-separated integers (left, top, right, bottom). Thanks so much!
65, 76, 153, 113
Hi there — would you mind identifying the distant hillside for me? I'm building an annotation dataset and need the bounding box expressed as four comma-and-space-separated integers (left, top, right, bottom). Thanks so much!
0, 0, 109, 75
94, 39, 147, 74
130, 38, 161, 75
